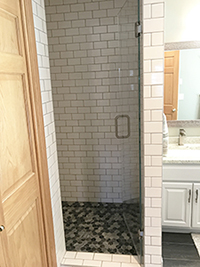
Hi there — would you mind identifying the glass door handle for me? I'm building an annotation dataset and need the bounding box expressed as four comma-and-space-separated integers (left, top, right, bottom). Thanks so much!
115, 115, 130, 139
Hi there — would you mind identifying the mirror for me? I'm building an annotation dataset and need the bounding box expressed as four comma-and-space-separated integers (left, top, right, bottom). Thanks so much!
164, 0, 200, 122
164, 48, 200, 121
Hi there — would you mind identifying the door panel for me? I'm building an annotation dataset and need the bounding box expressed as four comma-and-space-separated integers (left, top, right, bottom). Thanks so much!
8, 201, 42, 266
0, 9, 21, 55
3, 175, 37, 233
0, 239, 6, 266
162, 182, 192, 227
192, 183, 200, 228
0, 196, 12, 267
164, 73, 173, 104
164, 51, 179, 120
0, 0, 48, 266
0, 74, 33, 196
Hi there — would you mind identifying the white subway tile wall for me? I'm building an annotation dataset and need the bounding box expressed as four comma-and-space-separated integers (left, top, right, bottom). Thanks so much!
143, 0, 164, 266
45, 0, 140, 203
32, 0, 65, 265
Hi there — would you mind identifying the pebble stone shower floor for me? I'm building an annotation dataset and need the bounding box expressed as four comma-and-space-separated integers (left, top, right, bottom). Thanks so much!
62, 202, 140, 255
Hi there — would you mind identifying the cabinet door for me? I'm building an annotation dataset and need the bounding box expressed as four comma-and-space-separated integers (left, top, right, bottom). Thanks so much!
192, 183, 200, 228
162, 182, 192, 227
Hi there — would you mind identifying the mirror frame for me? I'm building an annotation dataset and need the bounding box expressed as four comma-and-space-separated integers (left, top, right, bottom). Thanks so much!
165, 40, 200, 126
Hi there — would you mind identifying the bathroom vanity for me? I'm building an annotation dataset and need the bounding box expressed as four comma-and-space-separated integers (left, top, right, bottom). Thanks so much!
162, 144, 200, 232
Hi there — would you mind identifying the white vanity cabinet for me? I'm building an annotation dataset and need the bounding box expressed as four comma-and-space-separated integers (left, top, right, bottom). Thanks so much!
163, 164, 200, 231
162, 182, 200, 228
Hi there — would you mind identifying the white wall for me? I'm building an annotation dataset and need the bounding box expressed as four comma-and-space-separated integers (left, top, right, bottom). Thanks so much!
165, 0, 200, 43
32, 0, 66, 266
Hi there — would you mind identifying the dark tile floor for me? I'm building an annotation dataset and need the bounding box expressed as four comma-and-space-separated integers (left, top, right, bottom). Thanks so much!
162, 232, 200, 267
62, 201, 140, 255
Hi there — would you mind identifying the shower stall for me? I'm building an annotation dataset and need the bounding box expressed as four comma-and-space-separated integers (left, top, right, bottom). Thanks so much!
45, 0, 143, 264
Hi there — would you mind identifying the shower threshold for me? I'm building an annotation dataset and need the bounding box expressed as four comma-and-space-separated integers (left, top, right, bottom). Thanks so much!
61, 251, 140, 267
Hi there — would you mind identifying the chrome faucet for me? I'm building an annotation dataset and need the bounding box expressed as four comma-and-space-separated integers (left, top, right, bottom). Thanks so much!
178, 128, 186, 146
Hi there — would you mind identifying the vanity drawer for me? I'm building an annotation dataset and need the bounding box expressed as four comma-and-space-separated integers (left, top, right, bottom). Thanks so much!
163, 164, 200, 182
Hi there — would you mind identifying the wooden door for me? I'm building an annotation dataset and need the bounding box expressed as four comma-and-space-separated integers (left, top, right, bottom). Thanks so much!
0, 0, 56, 266
164, 51, 179, 120
162, 182, 192, 228
192, 183, 200, 228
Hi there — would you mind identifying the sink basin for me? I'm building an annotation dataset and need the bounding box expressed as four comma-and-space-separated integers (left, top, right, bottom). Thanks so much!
164, 144, 200, 162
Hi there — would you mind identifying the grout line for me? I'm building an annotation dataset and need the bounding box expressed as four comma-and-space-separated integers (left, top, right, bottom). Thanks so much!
92, 252, 95, 260
111, 254, 113, 261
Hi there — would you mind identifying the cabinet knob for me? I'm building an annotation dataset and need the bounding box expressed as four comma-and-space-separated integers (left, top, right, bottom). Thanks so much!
172, 108, 176, 112
0, 225, 5, 232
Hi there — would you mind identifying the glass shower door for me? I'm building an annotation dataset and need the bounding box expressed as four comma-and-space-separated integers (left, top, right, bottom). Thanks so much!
118, 0, 143, 264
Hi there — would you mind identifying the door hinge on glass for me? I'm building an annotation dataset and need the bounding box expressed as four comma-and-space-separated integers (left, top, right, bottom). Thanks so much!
138, 229, 144, 238
135, 22, 142, 38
